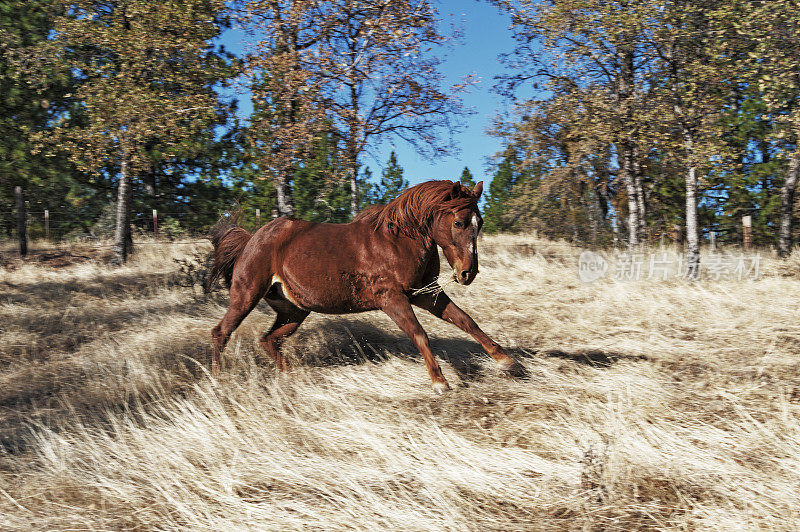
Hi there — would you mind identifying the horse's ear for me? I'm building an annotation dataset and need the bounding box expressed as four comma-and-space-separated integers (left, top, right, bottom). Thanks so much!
450, 181, 461, 198
473, 181, 483, 199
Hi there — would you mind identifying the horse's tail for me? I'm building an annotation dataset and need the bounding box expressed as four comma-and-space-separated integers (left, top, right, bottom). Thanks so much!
206, 213, 252, 292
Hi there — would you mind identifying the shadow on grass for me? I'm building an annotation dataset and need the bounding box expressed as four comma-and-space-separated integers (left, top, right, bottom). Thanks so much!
286, 318, 645, 381
0, 335, 213, 454
0, 267, 228, 364
537, 348, 649, 367
0, 271, 177, 307
289, 317, 534, 383
0, 290, 646, 455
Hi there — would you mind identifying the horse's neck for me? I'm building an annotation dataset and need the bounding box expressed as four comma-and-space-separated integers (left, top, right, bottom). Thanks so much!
410, 234, 436, 260
353, 217, 437, 275
393, 231, 437, 274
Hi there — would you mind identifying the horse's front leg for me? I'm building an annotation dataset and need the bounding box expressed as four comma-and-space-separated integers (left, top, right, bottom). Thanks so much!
381, 293, 451, 394
411, 291, 523, 375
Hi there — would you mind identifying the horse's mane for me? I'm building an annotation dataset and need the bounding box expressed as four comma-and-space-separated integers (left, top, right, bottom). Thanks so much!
354, 180, 478, 237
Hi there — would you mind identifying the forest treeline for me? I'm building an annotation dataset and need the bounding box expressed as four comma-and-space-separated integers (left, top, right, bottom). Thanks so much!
2, 1, 800, 266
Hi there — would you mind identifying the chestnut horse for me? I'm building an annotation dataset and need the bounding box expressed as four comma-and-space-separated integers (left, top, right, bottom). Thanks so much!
207, 180, 519, 393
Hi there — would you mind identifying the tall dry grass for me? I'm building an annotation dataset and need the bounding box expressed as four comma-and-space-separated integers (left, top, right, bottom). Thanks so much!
0, 235, 799, 530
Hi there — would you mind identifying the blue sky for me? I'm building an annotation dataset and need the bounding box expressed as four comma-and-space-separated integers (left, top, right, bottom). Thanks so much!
218, 1, 521, 187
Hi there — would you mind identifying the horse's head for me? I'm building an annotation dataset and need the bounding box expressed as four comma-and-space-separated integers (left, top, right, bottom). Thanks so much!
432, 181, 484, 286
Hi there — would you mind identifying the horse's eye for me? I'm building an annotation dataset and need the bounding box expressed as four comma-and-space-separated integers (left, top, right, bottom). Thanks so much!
454, 220, 464, 228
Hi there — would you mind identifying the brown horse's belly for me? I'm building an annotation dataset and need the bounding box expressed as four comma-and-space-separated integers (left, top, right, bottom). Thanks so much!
268, 274, 379, 314
271, 222, 405, 314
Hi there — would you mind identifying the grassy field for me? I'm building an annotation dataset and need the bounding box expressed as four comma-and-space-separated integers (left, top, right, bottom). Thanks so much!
1, 235, 799, 530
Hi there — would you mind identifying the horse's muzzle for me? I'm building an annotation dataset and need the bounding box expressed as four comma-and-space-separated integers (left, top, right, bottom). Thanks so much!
454, 268, 478, 285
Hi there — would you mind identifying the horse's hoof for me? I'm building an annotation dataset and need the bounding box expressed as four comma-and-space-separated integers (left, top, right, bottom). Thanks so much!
496, 357, 515, 370
432, 381, 451, 395
496, 358, 526, 377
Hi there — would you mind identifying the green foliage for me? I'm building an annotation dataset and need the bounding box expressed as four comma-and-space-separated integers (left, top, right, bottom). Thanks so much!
0, 0, 104, 237
88, 202, 119, 238
7, 0, 800, 250
28, 0, 234, 174
241, 0, 469, 218
159, 217, 186, 238
18, 0, 236, 259
458, 167, 476, 189
483, 148, 528, 233
130, 122, 248, 232
367, 151, 409, 205
293, 132, 351, 223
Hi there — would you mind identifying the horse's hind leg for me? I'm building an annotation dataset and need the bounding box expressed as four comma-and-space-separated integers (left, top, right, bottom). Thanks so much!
211, 277, 268, 375
259, 303, 309, 370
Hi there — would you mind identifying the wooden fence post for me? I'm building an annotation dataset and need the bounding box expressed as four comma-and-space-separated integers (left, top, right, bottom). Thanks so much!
44, 209, 50, 241
709, 229, 716, 252
152, 209, 158, 239
742, 215, 752, 250
15, 186, 27, 256
256, 208, 261, 227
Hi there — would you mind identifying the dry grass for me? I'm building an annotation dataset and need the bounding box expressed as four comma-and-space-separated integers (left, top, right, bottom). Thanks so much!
1, 235, 799, 530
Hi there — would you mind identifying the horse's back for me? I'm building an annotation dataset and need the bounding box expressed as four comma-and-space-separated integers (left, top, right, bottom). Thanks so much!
251, 216, 370, 258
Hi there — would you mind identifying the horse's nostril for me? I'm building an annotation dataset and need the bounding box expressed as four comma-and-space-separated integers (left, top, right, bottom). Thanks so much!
460, 270, 469, 280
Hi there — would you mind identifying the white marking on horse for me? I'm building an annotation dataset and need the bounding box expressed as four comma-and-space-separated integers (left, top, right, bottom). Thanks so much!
471, 214, 478, 253
268, 275, 304, 308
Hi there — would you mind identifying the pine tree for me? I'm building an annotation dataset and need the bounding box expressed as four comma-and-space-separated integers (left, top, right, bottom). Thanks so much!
739, 0, 800, 256
134, 121, 247, 232
483, 148, 523, 233
293, 131, 351, 223
458, 167, 476, 189
369, 151, 409, 205
0, 0, 97, 239
358, 167, 376, 212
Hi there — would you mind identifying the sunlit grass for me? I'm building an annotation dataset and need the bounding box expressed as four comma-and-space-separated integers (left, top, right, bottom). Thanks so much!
0, 235, 798, 530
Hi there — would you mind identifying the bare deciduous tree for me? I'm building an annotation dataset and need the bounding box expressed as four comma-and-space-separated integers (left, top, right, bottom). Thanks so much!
242, 0, 471, 217
492, 0, 654, 247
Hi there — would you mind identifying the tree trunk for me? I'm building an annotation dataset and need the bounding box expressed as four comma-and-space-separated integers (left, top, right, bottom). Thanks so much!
594, 161, 611, 220
615, 36, 642, 249
349, 164, 359, 219
143, 167, 157, 197
112, 154, 134, 264
620, 142, 639, 248
633, 146, 647, 243
14, 186, 27, 257
682, 128, 700, 279
275, 168, 295, 217
345, 140, 359, 218
588, 185, 601, 247
346, 73, 360, 219
778, 150, 800, 258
